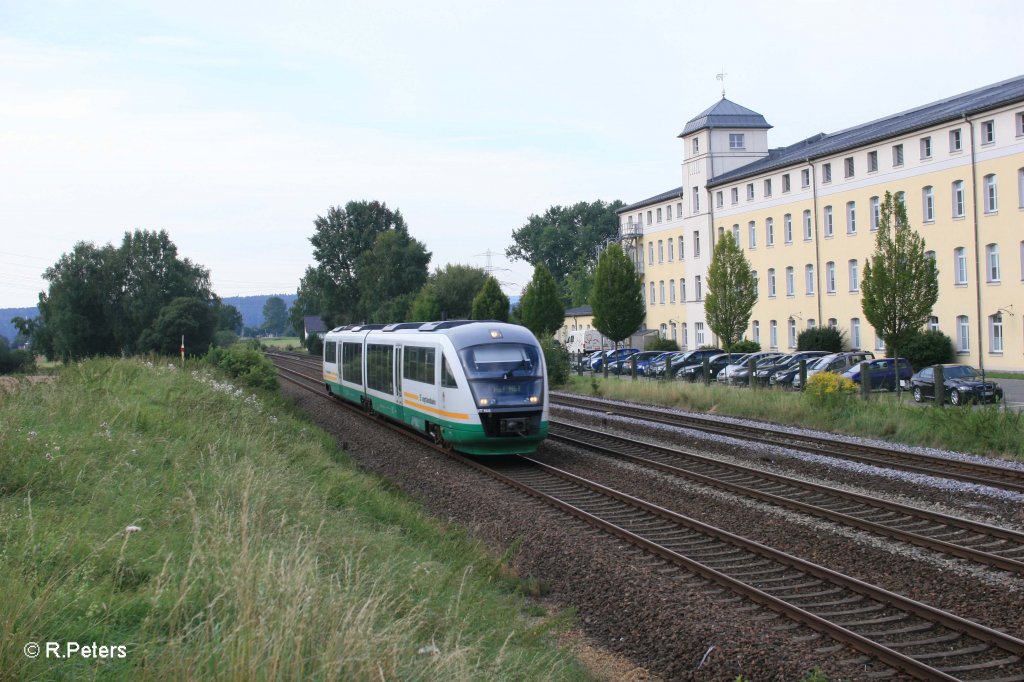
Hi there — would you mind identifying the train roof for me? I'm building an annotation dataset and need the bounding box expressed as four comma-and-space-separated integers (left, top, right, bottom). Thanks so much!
325, 320, 538, 349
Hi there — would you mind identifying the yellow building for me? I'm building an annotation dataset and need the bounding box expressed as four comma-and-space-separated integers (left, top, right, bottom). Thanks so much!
620, 76, 1024, 371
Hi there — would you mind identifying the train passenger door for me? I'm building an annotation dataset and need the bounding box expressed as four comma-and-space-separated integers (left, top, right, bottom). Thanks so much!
440, 353, 458, 411
394, 344, 403, 407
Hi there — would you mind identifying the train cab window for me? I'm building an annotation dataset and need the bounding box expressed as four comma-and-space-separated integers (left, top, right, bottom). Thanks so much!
403, 346, 436, 384
342, 342, 362, 384
324, 341, 337, 363
441, 356, 458, 388
366, 344, 394, 393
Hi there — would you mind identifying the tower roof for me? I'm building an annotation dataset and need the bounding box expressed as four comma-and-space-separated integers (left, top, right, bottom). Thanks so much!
679, 98, 772, 137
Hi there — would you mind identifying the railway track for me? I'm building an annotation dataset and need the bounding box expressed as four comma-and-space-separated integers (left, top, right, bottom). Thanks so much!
552, 392, 1024, 495
268, 351, 1024, 680
549, 420, 1024, 575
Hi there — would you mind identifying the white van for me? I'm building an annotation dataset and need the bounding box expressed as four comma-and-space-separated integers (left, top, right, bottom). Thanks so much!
566, 329, 606, 355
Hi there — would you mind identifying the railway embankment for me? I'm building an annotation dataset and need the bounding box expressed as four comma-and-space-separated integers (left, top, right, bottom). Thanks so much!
0, 357, 591, 681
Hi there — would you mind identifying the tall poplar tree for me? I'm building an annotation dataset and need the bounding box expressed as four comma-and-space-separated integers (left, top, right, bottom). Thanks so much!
590, 244, 644, 346
704, 232, 758, 352
519, 264, 564, 339
861, 191, 939, 357
471, 276, 510, 321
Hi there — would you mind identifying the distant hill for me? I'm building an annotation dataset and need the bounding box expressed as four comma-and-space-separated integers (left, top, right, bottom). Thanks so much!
0, 295, 297, 343
0, 307, 37, 344
221, 294, 297, 330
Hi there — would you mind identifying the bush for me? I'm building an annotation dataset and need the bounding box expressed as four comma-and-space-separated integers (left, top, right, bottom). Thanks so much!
646, 337, 679, 351
798, 326, 846, 352
727, 339, 761, 354
213, 330, 239, 348
541, 338, 570, 387
899, 329, 954, 370
0, 338, 34, 375
205, 344, 279, 391
305, 333, 324, 356
805, 371, 856, 407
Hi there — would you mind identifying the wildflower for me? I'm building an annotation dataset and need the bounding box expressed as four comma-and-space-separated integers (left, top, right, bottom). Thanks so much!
124, 525, 142, 534
44, 453, 53, 461
269, 416, 277, 423
27, 431, 38, 440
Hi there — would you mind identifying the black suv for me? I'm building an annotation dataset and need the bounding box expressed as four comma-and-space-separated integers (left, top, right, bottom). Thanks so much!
666, 348, 725, 378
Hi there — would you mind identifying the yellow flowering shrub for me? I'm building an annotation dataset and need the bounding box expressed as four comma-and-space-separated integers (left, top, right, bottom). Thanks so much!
805, 371, 857, 406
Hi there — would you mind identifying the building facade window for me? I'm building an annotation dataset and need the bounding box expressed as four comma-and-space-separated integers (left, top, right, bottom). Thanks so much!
823, 205, 833, 237
680, 278, 686, 302
984, 174, 998, 213
693, 231, 700, 258
658, 240, 664, 262
729, 133, 745, 149
782, 174, 791, 192
764, 178, 772, 197
928, 316, 939, 332
732, 224, 740, 246
668, 238, 674, 261
666, 204, 672, 220
647, 210, 652, 225
870, 195, 880, 230
986, 243, 1001, 282
692, 187, 700, 213
694, 275, 702, 301
746, 183, 755, 200
982, 120, 995, 144
731, 187, 739, 204
851, 318, 861, 349
679, 234, 685, 260
784, 214, 793, 243
785, 266, 795, 296
769, 320, 778, 349
953, 180, 965, 217
766, 217, 774, 246
695, 322, 705, 346
990, 314, 1004, 353
657, 208, 662, 222
826, 261, 836, 293
682, 323, 688, 349
692, 138, 699, 155
767, 268, 776, 297
788, 318, 797, 348
922, 186, 934, 222
805, 264, 815, 294
801, 168, 810, 188
822, 163, 832, 183
648, 242, 654, 265
716, 191, 724, 208
893, 143, 904, 167
920, 136, 932, 159
868, 150, 878, 172
748, 221, 757, 248
803, 210, 813, 241
649, 282, 655, 306
849, 259, 859, 291
752, 320, 760, 344
957, 315, 970, 352
659, 281, 665, 304
950, 128, 962, 152
846, 201, 856, 234
954, 247, 968, 285
669, 279, 676, 303
1018, 168, 1024, 208
844, 157, 855, 178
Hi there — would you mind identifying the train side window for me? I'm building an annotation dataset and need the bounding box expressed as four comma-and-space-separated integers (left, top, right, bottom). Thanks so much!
441, 356, 458, 388
366, 344, 394, 393
403, 345, 436, 384
342, 342, 362, 384
324, 341, 337, 363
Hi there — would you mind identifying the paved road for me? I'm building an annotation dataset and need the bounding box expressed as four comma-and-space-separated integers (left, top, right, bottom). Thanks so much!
996, 377, 1024, 408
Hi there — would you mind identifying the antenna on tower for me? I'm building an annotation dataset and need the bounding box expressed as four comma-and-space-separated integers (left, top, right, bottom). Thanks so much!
716, 69, 727, 99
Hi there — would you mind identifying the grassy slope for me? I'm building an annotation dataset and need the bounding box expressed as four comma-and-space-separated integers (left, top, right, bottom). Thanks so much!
567, 375, 1023, 460
0, 359, 587, 681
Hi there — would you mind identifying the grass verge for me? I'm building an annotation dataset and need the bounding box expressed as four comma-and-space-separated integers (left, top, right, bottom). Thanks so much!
567, 375, 1023, 460
1, 358, 588, 681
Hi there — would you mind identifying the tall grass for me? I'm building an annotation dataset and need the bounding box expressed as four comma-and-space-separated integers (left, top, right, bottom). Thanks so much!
567, 376, 1023, 460
0, 358, 587, 680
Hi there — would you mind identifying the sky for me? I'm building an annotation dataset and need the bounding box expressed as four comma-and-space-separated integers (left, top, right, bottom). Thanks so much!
2, 0, 1022, 309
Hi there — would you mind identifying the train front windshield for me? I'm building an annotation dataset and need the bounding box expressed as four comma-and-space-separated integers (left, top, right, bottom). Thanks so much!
458, 343, 544, 408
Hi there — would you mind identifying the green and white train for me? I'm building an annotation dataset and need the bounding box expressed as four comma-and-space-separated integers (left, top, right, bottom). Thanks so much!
322, 320, 549, 455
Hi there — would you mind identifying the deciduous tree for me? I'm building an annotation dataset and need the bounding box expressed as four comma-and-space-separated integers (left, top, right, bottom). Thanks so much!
861, 191, 939, 356
590, 244, 644, 346
354, 228, 431, 322
704, 232, 758, 352
519, 264, 564, 339
262, 296, 290, 335
471, 276, 510, 321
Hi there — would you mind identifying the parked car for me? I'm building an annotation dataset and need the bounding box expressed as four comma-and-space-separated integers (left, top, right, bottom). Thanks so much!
756, 351, 829, 387
910, 365, 1004, 405
726, 352, 785, 386
676, 353, 731, 382
648, 351, 686, 378
625, 351, 670, 376
589, 348, 639, 372
666, 348, 725, 378
792, 351, 875, 390
717, 351, 780, 385
841, 357, 913, 391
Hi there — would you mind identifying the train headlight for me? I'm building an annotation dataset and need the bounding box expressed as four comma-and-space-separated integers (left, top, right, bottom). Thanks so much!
489, 329, 503, 339
528, 395, 539, 404
478, 398, 491, 406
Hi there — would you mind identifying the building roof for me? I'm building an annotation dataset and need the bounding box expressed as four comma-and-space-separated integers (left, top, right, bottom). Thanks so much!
679, 97, 772, 137
617, 186, 684, 214
303, 315, 327, 333
708, 74, 1024, 187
